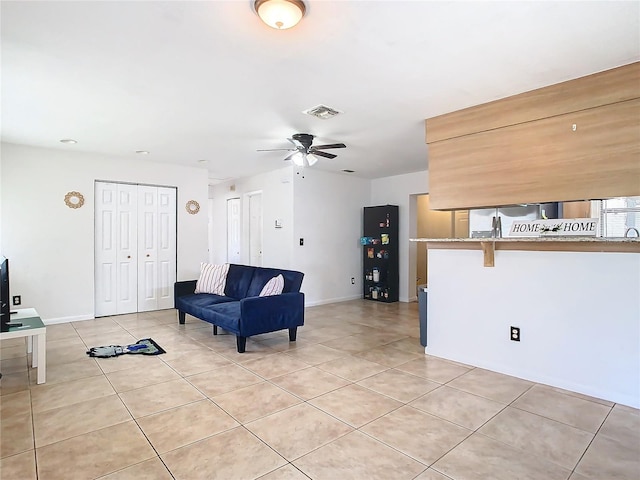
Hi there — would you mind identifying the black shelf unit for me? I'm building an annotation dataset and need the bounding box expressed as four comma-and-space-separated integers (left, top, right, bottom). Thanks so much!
362, 205, 399, 303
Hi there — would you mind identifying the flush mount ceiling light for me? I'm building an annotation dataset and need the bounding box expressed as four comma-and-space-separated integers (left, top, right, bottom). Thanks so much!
135, 150, 150, 155
254, 0, 306, 30
59, 139, 78, 144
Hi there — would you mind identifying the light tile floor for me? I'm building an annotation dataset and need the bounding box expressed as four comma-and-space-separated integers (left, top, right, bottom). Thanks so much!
1, 300, 638, 480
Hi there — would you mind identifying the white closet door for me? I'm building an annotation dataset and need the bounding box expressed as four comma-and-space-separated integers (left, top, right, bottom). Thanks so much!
95, 182, 137, 316
96, 182, 176, 317
156, 187, 176, 310
227, 198, 241, 263
249, 192, 263, 266
137, 186, 158, 312
137, 186, 176, 312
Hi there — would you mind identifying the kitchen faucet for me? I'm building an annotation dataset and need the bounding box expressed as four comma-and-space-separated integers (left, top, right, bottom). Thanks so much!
625, 227, 639, 238
491, 216, 502, 238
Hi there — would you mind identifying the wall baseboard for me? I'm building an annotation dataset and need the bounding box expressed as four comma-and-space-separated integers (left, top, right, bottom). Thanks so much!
306, 295, 417, 306
305, 294, 362, 307
425, 347, 639, 409
43, 314, 94, 325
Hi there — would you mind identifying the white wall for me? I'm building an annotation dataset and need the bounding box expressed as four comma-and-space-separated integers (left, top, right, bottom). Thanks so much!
209, 167, 369, 305
427, 248, 640, 407
209, 167, 294, 269
291, 168, 370, 306
0, 143, 209, 322
371, 170, 429, 302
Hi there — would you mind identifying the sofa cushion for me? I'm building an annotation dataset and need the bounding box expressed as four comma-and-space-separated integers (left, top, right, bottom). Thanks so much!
175, 293, 235, 315
203, 302, 241, 334
194, 263, 229, 295
259, 274, 284, 296
246, 267, 304, 297
224, 264, 256, 299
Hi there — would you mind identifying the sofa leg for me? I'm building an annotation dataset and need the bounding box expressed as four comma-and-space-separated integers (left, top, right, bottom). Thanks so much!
236, 336, 247, 353
213, 325, 218, 335
178, 311, 185, 325
289, 327, 297, 342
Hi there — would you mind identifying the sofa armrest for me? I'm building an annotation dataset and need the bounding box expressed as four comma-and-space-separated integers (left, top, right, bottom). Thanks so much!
239, 292, 305, 337
174, 280, 197, 306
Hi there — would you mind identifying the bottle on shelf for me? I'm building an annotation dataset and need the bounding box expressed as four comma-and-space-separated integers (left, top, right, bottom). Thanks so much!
372, 267, 380, 283
386, 213, 390, 227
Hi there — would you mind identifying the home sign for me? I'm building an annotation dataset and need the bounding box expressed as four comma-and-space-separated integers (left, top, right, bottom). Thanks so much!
510, 218, 599, 237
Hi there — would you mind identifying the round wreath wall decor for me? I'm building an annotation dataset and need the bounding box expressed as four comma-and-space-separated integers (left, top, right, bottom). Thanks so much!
64, 191, 85, 209
185, 200, 200, 215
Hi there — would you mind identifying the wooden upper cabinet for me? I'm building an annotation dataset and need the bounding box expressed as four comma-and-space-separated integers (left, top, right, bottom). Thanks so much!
562, 201, 591, 219
425, 62, 640, 210
426, 62, 640, 144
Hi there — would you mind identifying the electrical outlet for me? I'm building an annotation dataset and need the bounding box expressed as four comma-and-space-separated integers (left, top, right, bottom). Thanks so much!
12, 295, 21, 306
351, 277, 355, 285
510, 326, 520, 342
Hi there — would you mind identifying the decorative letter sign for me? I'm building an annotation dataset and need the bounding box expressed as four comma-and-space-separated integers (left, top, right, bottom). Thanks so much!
510, 218, 599, 237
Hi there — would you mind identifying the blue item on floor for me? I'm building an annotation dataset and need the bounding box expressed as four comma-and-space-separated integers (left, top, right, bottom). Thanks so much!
86, 338, 165, 358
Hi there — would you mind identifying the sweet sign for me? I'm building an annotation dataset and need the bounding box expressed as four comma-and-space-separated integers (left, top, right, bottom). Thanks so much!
510, 218, 599, 237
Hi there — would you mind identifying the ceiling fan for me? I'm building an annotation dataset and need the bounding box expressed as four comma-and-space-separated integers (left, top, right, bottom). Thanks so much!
257, 133, 346, 167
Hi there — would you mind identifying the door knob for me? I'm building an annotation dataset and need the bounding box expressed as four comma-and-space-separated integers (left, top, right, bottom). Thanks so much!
127, 255, 131, 259
146, 254, 150, 257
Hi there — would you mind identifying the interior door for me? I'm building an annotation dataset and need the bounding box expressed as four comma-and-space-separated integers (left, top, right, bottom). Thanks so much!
95, 182, 138, 316
137, 186, 177, 312
156, 187, 177, 310
138, 186, 157, 312
248, 192, 263, 266
227, 198, 241, 263
96, 181, 176, 316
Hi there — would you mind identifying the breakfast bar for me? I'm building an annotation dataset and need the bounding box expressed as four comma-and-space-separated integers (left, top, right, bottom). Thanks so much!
412, 237, 640, 407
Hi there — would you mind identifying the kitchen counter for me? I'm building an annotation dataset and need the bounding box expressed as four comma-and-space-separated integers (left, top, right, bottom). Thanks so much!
422, 237, 640, 408
411, 237, 639, 242
411, 237, 640, 258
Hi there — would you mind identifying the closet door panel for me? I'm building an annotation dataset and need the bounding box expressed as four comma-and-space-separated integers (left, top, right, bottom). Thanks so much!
157, 187, 177, 310
137, 186, 158, 312
115, 185, 138, 314
95, 183, 117, 317
95, 182, 137, 316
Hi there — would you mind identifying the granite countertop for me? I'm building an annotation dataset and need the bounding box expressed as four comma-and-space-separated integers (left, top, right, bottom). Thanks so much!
410, 237, 640, 243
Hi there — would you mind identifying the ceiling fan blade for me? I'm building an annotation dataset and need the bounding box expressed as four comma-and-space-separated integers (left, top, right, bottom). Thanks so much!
312, 143, 346, 150
288, 137, 303, 148
257, 148, 296, 152
283, 151, 299, 162
310, 150, 337, 159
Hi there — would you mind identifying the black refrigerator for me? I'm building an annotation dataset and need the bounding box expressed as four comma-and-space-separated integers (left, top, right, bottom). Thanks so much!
362, 205, 399, 303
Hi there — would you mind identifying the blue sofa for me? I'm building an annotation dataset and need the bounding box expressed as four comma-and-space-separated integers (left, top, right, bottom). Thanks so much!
174, 264, 304, 353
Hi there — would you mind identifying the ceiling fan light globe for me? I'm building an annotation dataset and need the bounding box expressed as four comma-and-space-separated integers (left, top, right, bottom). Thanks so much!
292, 152, 305, 166
307, 154, 319, 166
255, 0, 305, 30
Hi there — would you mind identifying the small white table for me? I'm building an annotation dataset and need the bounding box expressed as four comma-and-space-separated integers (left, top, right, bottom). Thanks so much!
1, 308, 46, 384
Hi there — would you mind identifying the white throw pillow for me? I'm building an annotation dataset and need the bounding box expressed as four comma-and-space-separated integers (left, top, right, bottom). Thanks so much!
194, 263, 229, 295
259, 274, 285, 297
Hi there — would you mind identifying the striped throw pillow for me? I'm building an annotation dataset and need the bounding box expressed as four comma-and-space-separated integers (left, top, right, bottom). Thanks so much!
194, 263, 229, 295
259, 274, 285, 297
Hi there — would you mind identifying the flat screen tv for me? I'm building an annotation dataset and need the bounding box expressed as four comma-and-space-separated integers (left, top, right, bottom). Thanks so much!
1, 256, 11, 331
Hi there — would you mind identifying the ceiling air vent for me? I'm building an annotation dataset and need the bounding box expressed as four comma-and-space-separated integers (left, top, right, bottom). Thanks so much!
302, 104, 343, 120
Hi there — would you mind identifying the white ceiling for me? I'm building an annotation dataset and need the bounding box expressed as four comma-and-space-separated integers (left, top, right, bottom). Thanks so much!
2, 1, 638, 183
